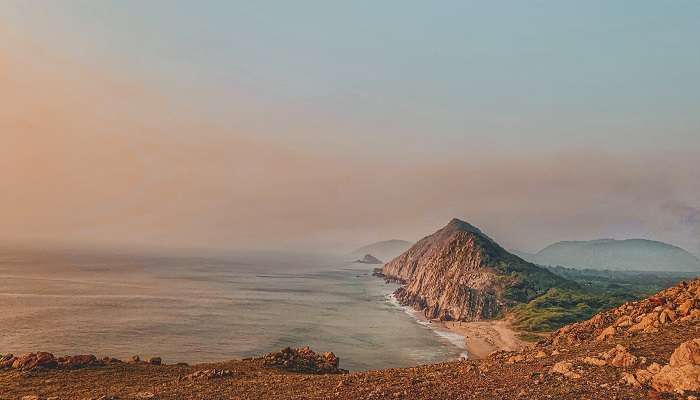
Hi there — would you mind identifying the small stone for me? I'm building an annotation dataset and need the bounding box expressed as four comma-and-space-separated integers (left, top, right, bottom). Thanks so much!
149, 357, 162, 365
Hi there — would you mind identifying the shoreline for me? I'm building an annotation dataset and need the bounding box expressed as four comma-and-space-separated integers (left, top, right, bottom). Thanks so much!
386, 293, 528, 359
434, 319, 530, 359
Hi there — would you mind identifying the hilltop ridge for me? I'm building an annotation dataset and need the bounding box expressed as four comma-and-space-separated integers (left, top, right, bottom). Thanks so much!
519, 238, 700, 272
382, 218, 575, 321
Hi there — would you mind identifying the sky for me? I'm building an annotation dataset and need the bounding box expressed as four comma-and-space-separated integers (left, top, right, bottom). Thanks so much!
1, 1, 699, 254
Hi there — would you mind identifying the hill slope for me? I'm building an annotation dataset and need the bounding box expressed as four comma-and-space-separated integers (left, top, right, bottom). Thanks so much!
533, 239, 700, 272
351, 240, 412, 262
382, 218, 575, 321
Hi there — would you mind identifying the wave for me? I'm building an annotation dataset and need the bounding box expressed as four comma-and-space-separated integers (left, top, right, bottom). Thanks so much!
385, 293, 468, 359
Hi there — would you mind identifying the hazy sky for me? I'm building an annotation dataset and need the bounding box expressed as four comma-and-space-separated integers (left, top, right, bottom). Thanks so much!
1, 1, 699, 254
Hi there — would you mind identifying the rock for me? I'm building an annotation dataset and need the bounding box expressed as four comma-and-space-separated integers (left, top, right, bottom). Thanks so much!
652, 364, 700, 393
678, 299, 695, 316
620, 372, 640, 387
595, 326, 616, 341
660, 308, 677, 324
534, 351, 547, 358
134, 392, 156, 399
550, 361, 581, 379
602, 345, 638, 368
670, 338, 700, 367
382, 219, 569, 322
12, 352, 57, 370
130, 355, 141, 363
506, 354, 525, 364
0, 353, 15, 369
263, 346, 346, 374
356, 254, 383, 264
58, 354, 98, 369
652, 339, 700, 393
582, 356, 607, 366
149, 357, 162, 365
615, 315, 633, 328
634, 368, 655, 384
184, 369, 234, 380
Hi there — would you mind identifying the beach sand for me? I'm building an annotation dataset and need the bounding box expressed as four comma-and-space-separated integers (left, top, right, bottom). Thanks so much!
434, 320, 530, 359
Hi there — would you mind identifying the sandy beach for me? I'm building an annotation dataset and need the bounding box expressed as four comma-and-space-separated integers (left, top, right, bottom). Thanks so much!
434, 320, 531, 359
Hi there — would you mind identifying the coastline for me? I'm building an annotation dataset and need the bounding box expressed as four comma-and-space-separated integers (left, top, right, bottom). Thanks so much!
434, 319, 530, 359
386, 293, 528, 359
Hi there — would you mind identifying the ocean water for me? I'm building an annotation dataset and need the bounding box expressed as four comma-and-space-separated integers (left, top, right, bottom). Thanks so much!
0, 246, 463, 371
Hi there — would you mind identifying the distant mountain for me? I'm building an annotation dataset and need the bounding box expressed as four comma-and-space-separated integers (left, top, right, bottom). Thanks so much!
350, 240, 412, 263
509, 249, 537, 263
355, 254, 383, 264
532, 239, 700, 272
382, 219, 574, 321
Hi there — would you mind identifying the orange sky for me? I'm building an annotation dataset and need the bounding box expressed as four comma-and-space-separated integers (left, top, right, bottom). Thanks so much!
1, 27, 699, 255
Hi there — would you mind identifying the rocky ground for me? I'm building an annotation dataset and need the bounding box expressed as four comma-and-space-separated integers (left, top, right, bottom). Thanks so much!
4, 280, 700, 400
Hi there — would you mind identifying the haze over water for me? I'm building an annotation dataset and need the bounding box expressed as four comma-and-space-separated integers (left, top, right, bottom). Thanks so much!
0, 246, 462, 371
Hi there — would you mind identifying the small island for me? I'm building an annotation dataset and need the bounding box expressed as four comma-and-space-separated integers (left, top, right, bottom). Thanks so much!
355, 254, 383, 264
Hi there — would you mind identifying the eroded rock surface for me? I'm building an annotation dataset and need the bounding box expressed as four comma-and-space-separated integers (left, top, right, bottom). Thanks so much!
382, 218, 571, 321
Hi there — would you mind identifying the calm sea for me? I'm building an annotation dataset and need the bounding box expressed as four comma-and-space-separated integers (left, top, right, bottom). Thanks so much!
0, 246, 463, 371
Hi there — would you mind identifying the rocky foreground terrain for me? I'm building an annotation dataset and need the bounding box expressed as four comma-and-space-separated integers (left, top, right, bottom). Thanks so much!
4, 279, 700, 399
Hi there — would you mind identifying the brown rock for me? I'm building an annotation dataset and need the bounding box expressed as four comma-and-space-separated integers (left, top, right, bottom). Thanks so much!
263, 347, 345, 374
603, 345, 638, 368
58, 354, 97, 369
652, 339, 700, 393
582, 357, 607, 367
149, 357, 162, 365
620, 372, 640, 387
595, 326, 616, 341
0, 354, 15, 369
670, 338, 700, 367
12, 352, 57, 370
550, 361, 581, 379
506, 354, 525, 364
652, 364, 700, 393
678, 299, 695, 316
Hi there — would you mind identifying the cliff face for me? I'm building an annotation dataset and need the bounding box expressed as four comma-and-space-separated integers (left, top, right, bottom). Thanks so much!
383, 219, 572, 321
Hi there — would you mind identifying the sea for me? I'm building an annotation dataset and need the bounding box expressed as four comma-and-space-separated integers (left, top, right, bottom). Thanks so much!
0, 246, 464, 371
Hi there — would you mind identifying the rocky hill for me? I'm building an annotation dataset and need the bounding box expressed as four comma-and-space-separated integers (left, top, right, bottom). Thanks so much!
382, 218, 575, 321
351, 240, 412, 263
529, 239, 700, 272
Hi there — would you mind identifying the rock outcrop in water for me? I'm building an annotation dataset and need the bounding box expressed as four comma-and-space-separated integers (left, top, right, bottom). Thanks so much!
382, 218, 573, 321
356, 254, 382, 264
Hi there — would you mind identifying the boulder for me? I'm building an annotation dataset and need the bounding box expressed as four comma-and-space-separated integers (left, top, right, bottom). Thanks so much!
149, 357, 162, 365
652, 364, 700, 393
550, 361, 581, 379
603, 345, 638, 368
678, 299, 695, 316
582, 356, 607, 367
595, 326, 616, 342
652, 339, 700, 393
669, 338, 700, 367
12, 352, 57, 370
620, 372, 640, 387
263, 346, 346, 374
57, 354, 98, 369
0, 354, 15, 369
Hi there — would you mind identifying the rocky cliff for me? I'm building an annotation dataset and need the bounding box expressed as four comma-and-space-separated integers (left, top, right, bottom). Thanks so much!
382, 218, 573, 321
